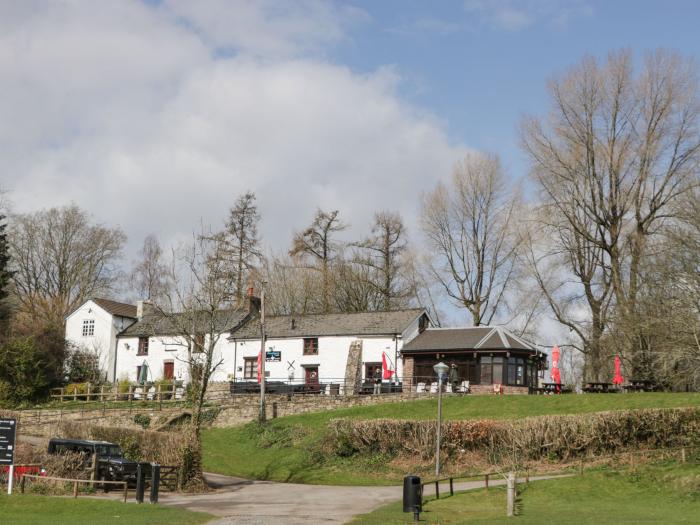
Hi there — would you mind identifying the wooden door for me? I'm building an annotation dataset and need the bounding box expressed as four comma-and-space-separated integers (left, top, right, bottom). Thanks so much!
163, 361, 174, 380
304, 367, 319, 392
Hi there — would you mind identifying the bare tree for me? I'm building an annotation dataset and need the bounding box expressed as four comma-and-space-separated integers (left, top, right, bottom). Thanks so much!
224, 192, 262, 306
354, 211, 412, 311
9, 205, 125, 327
290, 209, 347, 313
147, 229, 246, 487
130, 234, 170, 302
260, 253, 323, 316
522, 49, 700, 376
421, 153, 521, 325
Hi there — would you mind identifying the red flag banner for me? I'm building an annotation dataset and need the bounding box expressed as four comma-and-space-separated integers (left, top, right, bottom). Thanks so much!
382, 352, 394, 380
257, 350, 262, 384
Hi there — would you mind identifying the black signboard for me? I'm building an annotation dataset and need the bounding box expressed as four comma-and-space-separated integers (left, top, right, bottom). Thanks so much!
0, 418, 16, 465
266, 350, 281, 362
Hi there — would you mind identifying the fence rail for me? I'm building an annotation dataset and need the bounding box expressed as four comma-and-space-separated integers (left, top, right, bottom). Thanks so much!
20, 473, 129, 502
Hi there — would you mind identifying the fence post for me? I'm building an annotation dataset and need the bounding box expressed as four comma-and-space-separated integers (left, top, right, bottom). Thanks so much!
579, 458, 584, 475
20, 475, 26, 493
506, 472, 515, 517
73, 385, 78, 401
485, 473, 489, 490
123, 482, 128, 503
90, 453, 98, 482
435, 480, 440, 499
630, 452, 635, 471
73, 481, 79, 498
449, 478, 453, 496
86, 383, 91, 401
681, 447, 686, 463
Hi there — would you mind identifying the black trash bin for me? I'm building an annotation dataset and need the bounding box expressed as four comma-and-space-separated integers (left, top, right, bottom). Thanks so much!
403, 475, 422, 519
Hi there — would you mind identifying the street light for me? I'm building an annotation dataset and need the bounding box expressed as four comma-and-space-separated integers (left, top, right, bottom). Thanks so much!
433, 361, 449, 477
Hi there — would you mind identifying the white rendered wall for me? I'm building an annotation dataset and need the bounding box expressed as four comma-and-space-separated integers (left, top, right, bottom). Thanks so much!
65, 300, 135, 382
231, 335, 405, 383
115, 332, 233, 382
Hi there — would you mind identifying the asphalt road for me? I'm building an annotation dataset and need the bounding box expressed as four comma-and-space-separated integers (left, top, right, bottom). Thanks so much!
154, 472, 568, 525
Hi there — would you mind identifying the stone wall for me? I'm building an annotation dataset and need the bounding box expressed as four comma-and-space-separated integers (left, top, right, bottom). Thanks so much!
4, 385, 530, 436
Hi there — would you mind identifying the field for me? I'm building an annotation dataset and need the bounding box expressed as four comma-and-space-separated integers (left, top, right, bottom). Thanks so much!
201, 392, 700, 485
0, 494, 212, 525
349, 461, 700, 524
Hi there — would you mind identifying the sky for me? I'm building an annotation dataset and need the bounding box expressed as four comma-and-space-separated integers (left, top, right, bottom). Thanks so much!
1, 0, 698, 331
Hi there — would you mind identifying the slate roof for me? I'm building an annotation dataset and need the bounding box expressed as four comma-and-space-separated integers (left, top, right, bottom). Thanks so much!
229, 308, 426, 340
401, 326, 535, 353
92, 298, 138, 319
119, 309, 250, 338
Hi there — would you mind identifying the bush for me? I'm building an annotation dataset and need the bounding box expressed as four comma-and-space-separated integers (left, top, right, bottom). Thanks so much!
0, 331, 65, 405
134, 414, 151, 429
63, 346, 103, 384
329, 407, 700, 464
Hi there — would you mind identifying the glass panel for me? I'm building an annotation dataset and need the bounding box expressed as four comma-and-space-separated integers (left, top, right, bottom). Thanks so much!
493, 357, 504, 384
480, 356, 492, 384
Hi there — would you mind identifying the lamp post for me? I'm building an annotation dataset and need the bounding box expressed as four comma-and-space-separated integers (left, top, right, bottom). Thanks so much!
259, 282, 267, 423
433, 361, 449, 477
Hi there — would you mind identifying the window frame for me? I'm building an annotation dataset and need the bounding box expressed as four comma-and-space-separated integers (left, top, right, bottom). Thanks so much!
243, 357, 258, 380
303, 337, 319, 356
82, 319, 95, 337
137, 337, 149, 356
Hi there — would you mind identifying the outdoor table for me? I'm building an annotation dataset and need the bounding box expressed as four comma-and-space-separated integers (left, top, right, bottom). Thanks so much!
625, 379, 656, 392
541, 382, 562, 394
584, 382, 615, 393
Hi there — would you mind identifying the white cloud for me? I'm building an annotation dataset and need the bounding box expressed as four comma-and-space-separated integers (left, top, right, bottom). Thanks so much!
464, 0, 593, 32
2, 0, 463, 260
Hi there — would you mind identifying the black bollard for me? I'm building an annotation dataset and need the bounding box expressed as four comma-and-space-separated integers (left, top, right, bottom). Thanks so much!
149, 463, 160, 504
135, 463, 145, 504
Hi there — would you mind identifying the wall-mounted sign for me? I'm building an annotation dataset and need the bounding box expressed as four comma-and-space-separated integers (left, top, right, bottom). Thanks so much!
266, 350, 281, 362
0, 418, 17, 465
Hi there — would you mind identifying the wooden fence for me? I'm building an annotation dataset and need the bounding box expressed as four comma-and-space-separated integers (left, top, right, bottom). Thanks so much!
20, 474, 128, 502
50, 383, 184, 403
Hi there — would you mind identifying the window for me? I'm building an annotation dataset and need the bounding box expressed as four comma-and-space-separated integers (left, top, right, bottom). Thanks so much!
480, 356, 492, 384
193, 333, 205, 354
507, 357, 525, 385
365, 362, 381, 380
82, 319, 95, 337
492, 357, 504, 384
303, 337, 318, 355
137, 337, 149, 356
243, 357, 258, 379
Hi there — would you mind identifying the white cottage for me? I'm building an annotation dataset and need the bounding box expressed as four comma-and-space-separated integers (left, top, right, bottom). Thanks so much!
64, 298, 138, 382
66, 297, 431, 388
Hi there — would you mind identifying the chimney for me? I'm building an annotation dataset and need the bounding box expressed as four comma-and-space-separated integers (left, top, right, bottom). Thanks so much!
291, 317, 296, 330
136, 300, 155, 320
136, 300, 144, 320
246, 288, 261, 315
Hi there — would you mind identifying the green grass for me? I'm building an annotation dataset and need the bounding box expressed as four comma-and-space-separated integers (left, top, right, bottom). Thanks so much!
202, 392, 700, 485
0, 494, 213, 525
349, 461, 700, 524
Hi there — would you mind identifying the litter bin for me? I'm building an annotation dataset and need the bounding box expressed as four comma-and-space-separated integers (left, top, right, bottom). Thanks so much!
403, 475, 422, 520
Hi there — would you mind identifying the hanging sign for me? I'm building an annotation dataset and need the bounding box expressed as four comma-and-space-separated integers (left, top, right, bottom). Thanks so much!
266, 350, 281, 362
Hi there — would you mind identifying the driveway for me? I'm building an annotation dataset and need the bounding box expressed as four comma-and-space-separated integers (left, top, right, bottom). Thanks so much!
154, 472, 569, 525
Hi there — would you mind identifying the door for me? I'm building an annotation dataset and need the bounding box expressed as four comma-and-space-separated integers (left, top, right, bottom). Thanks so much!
163, 361, 174, 380
304, 367, 319, 392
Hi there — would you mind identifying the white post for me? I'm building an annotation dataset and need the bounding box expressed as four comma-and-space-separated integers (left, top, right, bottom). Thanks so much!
435, 375, 443, 477
7, 464, 14, 495
506, 471, 515, 517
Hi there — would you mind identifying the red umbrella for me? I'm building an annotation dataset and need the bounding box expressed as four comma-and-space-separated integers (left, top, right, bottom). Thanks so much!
612, 355, 624, 385
256, 350, 262, 384
382, 352, 394, 380
551, 345, 562, 391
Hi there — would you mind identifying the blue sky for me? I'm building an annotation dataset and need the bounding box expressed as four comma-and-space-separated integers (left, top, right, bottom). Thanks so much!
1, 1, 697, 333
332, 0, 700, 179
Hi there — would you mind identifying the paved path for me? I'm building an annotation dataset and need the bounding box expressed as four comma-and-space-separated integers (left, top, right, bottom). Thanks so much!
154, 472, 570, 525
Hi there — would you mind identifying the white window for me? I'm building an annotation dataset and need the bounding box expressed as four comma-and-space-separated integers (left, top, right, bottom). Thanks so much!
82, 319, 95, 337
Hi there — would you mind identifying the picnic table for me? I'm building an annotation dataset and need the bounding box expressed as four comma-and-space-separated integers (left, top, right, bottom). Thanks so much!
624, 379, 657, 392
541, 382, 562, 394
583, 382, 616, 393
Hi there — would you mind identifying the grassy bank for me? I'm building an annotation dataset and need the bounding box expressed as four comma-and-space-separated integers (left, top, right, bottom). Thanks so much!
349, 461, 700, 524
202, 392, 700, 485
0, 494, 212, 525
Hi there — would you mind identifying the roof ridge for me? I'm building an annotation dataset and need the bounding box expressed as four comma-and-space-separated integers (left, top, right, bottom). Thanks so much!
262, 307, 425, 320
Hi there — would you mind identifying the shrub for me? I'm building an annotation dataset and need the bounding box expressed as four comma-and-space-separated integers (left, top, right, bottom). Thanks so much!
134, 414, 151, 429
0, 332, 64, 404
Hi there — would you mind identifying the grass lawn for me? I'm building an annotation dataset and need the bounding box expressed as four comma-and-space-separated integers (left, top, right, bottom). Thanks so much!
349, 461, 700, 524
201, 392, 700, 485
0, 493, 213, 525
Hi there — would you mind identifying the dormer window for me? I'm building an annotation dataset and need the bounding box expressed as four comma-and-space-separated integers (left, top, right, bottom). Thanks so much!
82, 320, 95, 337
